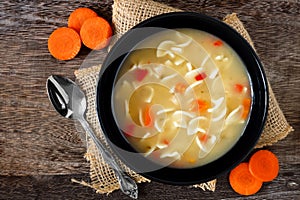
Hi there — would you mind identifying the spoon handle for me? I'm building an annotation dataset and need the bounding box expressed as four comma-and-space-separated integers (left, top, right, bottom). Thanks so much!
78, 118, 138, 199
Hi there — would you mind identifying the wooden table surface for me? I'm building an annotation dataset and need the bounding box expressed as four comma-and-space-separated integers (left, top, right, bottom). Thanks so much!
0, 0, 299, 199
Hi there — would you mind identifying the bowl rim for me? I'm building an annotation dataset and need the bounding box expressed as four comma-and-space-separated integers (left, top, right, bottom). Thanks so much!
96, 12, 269, 185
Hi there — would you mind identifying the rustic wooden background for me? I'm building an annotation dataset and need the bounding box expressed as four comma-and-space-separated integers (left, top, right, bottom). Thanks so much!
0, 0, 299, 199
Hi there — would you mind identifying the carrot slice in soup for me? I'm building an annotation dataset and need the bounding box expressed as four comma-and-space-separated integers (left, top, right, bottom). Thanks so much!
68, 8, 98, 33
48, 27, 81, 60
80, 16, 112, 50
249, 150, 279, 182
229, 162, 263, 196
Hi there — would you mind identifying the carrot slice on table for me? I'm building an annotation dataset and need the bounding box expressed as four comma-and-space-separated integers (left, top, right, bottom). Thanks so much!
229, 162, 263, 196
68, 7, 98, 33
80, 16, 112, 50
48, 27, 81, 60
249, 150, 279, 182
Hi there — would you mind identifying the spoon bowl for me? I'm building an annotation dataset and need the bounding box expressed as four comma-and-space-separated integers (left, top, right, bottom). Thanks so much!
47, 75, 86, 119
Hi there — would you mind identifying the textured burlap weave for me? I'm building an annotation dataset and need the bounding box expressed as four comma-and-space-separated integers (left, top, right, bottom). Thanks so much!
73, 0, 293, 195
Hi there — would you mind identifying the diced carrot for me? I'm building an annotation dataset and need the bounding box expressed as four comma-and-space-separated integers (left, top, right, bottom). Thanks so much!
163, 139, 169, 145
249, 150, 279, 182
196, 99, 209, 113
124, 124, 135, 137
195, 72, 207, 81
235, 84, 244, 93
198, 133, 208, 143
144, 104, 152, 126
68, 8, 98, 33
48, 27, 81, 60
229, 162, 263, 196
213, 40, 223, 46
175, 82, 187, 93
134, 68, 148, 82
80, 16, 112, 50
242, 98, 251, 119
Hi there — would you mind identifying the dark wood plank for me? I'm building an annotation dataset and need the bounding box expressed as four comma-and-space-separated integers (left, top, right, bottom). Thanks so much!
0, 0, 113, 176
0, 0, 299, 199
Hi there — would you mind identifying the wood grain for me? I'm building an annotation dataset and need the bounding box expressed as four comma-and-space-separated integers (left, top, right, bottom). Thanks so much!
0, 0, 299, 199
0, 0, 113, 176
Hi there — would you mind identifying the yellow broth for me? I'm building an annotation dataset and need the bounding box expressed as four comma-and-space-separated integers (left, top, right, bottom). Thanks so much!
112, 29, 252, 168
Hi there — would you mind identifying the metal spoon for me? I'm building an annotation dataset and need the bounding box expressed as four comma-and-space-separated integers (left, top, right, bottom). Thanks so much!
46, 75, 138, 199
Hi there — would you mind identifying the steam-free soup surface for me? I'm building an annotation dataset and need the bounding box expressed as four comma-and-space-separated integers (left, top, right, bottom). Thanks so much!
113, 29, 252, 168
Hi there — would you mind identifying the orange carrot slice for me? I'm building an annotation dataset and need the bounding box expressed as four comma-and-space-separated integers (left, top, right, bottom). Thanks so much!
249, 150, 279, 182
68, 7, 98, 33
229, 162, 263, 196
80, 16, 112, 50
48, 27, 81, 60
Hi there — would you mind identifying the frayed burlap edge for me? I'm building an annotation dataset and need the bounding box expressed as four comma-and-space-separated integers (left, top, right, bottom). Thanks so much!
73, 0, 293, 195
112, 0, 180, 36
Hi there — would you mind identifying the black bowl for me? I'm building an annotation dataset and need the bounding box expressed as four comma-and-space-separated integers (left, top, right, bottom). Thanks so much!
96, 12, 268, 185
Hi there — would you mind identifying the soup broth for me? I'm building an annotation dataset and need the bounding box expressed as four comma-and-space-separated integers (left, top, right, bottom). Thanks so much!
113, 28, 252, 168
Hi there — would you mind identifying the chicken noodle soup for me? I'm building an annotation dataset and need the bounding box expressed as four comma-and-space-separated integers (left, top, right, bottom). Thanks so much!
112, 29, 252, 168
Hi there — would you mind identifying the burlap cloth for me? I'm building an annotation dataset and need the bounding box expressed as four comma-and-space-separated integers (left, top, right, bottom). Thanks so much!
73, 0, 293, 195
